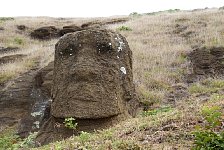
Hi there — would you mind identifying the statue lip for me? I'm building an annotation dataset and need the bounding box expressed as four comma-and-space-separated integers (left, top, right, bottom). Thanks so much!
70, 94, 99, 102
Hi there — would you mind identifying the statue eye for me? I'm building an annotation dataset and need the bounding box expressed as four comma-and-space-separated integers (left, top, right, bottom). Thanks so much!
96, 42, 113, 54
58, 43, 79, 57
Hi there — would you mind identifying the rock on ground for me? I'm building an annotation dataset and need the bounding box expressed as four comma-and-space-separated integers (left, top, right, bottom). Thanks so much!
30, 26, 59, 40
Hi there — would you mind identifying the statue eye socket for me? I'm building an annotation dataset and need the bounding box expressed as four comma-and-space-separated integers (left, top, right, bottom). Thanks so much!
96, 42, 113, 54
58, 43, 79, 57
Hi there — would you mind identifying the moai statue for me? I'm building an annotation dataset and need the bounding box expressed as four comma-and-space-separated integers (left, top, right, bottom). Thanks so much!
36, 29, 139, 145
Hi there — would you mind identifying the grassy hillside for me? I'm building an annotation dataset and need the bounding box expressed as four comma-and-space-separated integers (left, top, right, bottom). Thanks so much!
0, 8, 224, 150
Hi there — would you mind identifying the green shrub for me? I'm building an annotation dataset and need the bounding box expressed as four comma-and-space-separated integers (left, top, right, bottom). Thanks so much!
192, 106, 224, 150
167, 9, 180, 13
219, 6, 224, 10
129, 12, 141, 17
63, 117, 78, 129
0, 17, 14, 23
14, 132, 37, 149
78, 131, 91, 144
113, 140, 141, 150
0, 133, 19, 149
117, 26, 132, 31
14, 37, 24, 45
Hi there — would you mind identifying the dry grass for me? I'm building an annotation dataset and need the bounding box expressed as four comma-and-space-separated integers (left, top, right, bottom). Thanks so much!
1, 8, 224, 149
108, 8, 224, 107
0, 16, 130, 84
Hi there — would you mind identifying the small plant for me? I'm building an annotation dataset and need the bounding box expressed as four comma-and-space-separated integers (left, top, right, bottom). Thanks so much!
63, 117, 78, 129
14, 37, 24, 45
142, 106, 172, 117
117, 26, 132, 31
78, 131, 91, 144
0, 133, 20, 149
192, 106, 224, 150
113, 140, 141, 150
13, 132, 38, 149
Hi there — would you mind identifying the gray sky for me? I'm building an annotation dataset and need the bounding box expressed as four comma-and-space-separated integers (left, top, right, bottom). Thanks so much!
1, 0, 224, 17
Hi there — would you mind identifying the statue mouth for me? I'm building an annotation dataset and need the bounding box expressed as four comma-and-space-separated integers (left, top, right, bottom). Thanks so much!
71, 96, 99, 102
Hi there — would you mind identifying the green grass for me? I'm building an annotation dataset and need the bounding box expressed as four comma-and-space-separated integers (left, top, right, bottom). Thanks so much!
35, 108, 182, 150
0, 72, 16, 84
0, 17, 14, 24
14, 37, 24, 45
142, 106, 172, 117
189, 78, 224, 94
0, 128, 19, 150
117, 26, 132, 31
188, 78, 224, 94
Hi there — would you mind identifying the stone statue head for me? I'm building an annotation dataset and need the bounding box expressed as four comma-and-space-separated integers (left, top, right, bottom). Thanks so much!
51, 29, 137, 119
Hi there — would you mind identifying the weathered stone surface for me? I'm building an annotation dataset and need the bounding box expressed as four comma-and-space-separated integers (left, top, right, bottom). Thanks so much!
30, 26, 59, 40
34, 62, 54, 96
188, 47, 224, 75
51, 29, 138, 119
81, 18, 129, 29
36, 29, 139, 145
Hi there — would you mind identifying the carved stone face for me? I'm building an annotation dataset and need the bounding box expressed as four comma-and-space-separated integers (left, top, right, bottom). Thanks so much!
51, 29, 135, 119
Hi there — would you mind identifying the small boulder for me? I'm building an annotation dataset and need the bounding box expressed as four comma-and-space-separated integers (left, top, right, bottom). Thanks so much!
17, 25, 27, 31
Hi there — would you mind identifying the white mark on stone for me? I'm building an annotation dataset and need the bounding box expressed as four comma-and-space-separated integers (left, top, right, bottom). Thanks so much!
120, 67, 126, 75
31, 111, 42, 117
33, 121, 40, 129
109, 43, 112, 46
70, 48, 73, 51
79, 44, 82, 47
115, 34, 125, 52
70, 54, 72, 56
117, 56, 119, 59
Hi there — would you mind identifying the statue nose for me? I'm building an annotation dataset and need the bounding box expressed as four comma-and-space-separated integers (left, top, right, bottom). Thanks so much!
71, 63, 99, 82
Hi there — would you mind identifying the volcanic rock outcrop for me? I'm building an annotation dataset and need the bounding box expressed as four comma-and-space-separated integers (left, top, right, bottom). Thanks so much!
30, 26, 59, 40
36, 29, 139, 145
0, 47, 19, 54
189, 46, 224, 75
59, 25, 82, 36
